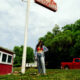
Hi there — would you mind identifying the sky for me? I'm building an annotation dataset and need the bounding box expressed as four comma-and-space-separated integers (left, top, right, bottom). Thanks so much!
0, 0, 80, 50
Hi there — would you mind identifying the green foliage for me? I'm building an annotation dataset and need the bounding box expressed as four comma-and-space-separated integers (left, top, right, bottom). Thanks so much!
52, 24, 61, 35
39, 19, 80, 68
13, 46, 34, 67
1, 68, 80, 80
27, 47, 34, 63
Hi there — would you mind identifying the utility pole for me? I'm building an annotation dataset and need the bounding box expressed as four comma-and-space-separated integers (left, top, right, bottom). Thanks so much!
21, 0, 30, 74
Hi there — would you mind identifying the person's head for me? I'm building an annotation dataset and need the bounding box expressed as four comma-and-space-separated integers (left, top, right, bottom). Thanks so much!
36, 40, 43, 50
39, 40, 43, 45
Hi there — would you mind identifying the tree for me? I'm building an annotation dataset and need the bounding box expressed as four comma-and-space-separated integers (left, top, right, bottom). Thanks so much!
13, 46, 22, 67
52, 24, 61, 35
13, 45, 34, 67
39, 19, 80, 68
27, 47, 34, 63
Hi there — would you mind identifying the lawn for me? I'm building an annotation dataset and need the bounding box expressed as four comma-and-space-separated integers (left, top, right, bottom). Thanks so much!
0, 67, 80, 80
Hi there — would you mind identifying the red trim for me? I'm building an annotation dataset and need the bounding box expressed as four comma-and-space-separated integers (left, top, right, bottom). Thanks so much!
35, 0, 57, 12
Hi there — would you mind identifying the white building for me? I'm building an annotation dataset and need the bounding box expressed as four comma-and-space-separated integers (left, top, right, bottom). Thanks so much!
26, 60, 37, 67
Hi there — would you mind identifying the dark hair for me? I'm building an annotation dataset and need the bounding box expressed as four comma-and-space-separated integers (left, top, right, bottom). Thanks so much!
36, 40, 44, 51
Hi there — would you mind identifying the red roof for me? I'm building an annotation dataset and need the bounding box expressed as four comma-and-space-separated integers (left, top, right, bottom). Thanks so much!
0, 46, 14, 54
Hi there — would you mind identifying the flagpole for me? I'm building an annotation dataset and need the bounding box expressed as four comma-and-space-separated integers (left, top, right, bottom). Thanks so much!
21, 0, 30, 74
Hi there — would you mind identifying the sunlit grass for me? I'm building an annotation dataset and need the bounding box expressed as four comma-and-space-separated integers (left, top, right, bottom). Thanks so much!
0, 68, 80, 80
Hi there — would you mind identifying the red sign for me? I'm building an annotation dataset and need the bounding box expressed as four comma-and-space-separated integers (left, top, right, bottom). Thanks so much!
35, 0, 57, 12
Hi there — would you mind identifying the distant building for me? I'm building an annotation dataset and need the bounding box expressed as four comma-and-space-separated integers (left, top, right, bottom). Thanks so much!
0, 46, 15, 75
26, 60, 37, 68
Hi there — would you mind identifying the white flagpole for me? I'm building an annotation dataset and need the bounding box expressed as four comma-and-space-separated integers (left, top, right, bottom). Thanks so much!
21, 0, 30, 74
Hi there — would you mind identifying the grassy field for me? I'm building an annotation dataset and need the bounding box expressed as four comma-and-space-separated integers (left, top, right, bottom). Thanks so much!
0, 67, 80, 80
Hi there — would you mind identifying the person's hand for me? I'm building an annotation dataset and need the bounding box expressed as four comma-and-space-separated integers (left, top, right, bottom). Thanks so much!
35, 56, 37, 60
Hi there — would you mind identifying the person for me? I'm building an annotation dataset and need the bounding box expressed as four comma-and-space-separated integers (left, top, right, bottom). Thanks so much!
35, 40, 48, 75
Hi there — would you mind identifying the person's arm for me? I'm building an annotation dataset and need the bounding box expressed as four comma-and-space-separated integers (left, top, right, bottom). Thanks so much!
34, 48, 37, 60
43, 45, 48, 52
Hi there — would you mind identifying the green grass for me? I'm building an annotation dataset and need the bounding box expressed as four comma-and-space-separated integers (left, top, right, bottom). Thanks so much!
0, 68, 80, 80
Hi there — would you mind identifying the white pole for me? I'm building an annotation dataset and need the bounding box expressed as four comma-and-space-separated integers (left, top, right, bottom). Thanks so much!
21, 0, 30, 74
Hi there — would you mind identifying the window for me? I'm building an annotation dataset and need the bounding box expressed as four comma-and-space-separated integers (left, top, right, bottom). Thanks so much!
2, 54, 7, 62
7, 55, 12, 63
75, 59, 80, 62
0, 52, 1, 57
0, 52, 1, 62
0, 51, 12, 65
